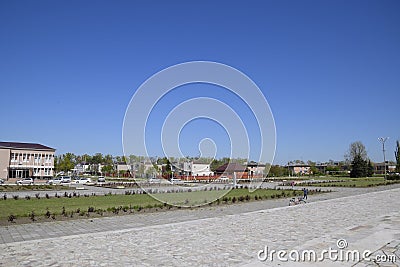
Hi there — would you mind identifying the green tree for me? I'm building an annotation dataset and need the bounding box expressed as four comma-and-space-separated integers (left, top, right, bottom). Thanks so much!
268, 165, 288, 177
91, 153, 103, 164
101, 164, 114, 175
395, 140, 400, 172
350, 154, 368, 178
165, 159, 172, 178
367, 160, 374, 177
56, 153, 76, 172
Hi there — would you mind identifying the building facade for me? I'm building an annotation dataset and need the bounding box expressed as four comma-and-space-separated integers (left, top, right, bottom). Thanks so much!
288, 164, 311, 175
246, 161, 266, 178
180, 161, 214, 177
0, 142, 56, 180
373, 162, 396, 175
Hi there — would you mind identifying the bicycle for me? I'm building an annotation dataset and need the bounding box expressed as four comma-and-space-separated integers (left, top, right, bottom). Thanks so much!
289, 196, 307, 206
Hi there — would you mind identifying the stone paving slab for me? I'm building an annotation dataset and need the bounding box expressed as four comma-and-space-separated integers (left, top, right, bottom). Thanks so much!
2, 184, 399, 245
0, 188, 399, 266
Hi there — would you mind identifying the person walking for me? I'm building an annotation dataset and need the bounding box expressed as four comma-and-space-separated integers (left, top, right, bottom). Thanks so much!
303, 188, 308, 200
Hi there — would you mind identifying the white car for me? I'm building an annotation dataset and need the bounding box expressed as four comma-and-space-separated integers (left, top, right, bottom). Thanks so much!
17, 178, 34, 185
74, 177, 92, 184
219, 176, 229, 181
149, 178, 161, 184
48, 176, 70, 185
170, 178, 183, 184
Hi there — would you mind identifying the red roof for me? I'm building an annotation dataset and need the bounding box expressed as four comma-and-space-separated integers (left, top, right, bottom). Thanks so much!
215, 162, 247, 173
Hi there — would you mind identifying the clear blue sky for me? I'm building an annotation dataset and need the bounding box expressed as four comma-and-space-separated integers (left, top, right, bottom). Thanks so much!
1, 0, 399, 164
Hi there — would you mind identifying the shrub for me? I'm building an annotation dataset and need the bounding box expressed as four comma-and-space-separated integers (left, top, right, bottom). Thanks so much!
25, 195, 31, 200
45, 209, 51, 218
29, 211, 36, 221
3, 194, 7, 200
62, 206, 66, 216
88, 206, 95, 213
13, 195, 19, 200
111, 207, 119, 214
8, 214, 16, 223
232, 197, 237, 203
245, 195, 251, 201
387, 174, 400, 180
45, 193, 50, 199
35, 193, 40, 199
96, 209, 104, 216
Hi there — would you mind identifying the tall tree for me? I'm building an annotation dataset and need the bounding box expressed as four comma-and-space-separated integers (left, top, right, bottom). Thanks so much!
346, 141, 368, 162
395, 140, 400, 172
92, 153, 103, 164
350, 154, 368, 178
367, 160, 374, 177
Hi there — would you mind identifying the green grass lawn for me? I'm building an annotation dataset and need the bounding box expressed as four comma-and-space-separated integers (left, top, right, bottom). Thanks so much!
300, 177, 400, 187
0, 188, 308, 220
0, 185, 72, 192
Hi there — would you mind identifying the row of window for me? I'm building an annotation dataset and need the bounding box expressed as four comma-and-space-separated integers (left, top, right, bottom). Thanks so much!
11, 153, 54, 163
33, 168, 52, 176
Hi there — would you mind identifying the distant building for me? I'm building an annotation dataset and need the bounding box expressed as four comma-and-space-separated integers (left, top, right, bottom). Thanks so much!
246, 161, 266, 178
374, 162, 396, 175
288, 164, 311, 175
116, 162, 130, 173
190, 161, 214, 176
0, 142, 55, 179
215, 162, 247, 178
72, 162, 91, 175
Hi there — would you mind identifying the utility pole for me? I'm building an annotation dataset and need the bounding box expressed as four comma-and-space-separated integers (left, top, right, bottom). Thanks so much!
378, 137, 389, 179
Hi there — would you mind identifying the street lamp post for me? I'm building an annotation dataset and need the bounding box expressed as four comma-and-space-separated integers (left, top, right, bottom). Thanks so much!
378, 137, 389, 179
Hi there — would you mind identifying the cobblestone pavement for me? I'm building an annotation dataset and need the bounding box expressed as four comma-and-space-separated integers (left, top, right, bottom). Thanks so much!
0, 186, 399, 266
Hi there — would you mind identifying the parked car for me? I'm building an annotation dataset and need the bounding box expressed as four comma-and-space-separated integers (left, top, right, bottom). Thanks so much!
47, 176, 71, 185
219, 176, 229, 181
170, 178, 183, 184
16, 178, 34, 185
61, 176, 72, 183
47, 177, 62, 185
74, 177, 92, 184
97, 176, 106, 183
